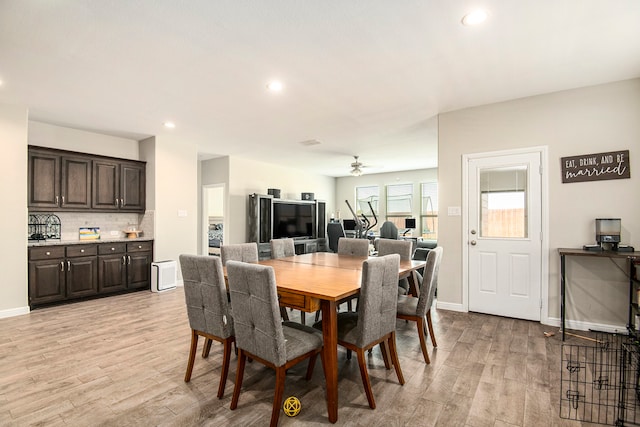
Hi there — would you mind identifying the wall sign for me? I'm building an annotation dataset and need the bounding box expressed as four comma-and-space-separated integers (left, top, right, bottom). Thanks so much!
561, 150, 630, 183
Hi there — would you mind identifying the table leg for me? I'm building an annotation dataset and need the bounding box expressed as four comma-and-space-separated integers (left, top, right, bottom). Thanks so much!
561, 254, 566, 341
407, 271, 419, 297
321, 300, 338, 423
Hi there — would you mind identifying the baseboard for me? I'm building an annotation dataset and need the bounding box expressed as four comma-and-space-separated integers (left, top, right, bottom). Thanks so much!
435, 301, 466, 312
176, 279, 184, 287
0, 306, 30, 319
545, 316, 627, 334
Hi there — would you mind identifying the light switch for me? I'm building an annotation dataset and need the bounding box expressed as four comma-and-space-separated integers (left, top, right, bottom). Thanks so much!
177, 210, 188, 217
448, 206, 461, 216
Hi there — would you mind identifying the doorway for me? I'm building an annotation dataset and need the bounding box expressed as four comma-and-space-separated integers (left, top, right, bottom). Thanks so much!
463, 147, 548, 321
202, 184, 225, 256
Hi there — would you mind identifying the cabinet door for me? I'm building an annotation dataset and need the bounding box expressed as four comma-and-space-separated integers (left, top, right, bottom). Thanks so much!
28, 150, 60, 209
120, 162, 145, 212
98, 254, 127, 293
127, 251, 151, 289
92, 159, 120, 210
29, 259, 65, 305
61, 156, 92, 210
66, 256, 98, 298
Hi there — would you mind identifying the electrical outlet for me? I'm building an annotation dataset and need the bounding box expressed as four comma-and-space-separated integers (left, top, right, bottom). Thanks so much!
110, 231, 119, 236
448, 206, 461, 216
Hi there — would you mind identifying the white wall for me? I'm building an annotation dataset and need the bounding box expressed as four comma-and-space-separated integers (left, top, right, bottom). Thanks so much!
141, 136, 198, 270
29, 121, 140, 159
0, 104, 29, 317
336, 168, 438, 229
438, 78, 640, 330
227, 157, 336, 244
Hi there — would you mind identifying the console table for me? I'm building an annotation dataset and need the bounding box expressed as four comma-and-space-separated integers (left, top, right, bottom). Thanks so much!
558, 248, 640, 341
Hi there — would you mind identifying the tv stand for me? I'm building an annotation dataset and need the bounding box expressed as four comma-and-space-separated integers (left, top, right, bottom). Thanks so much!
248, 193, 327, 259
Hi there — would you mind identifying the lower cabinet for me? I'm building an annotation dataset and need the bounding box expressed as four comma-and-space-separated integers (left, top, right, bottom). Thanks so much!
29, 240, 152, 308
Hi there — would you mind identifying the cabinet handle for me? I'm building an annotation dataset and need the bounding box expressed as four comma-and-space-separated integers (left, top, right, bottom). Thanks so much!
60, 261, 64, 271
121, 198, 125, 207
138, 245, 142, 249
122, 255, 126, 265
61, 196, 65, 205
46, 251, 51, 256
80, 249, 85, 253
115, 198, 119, 207
128, 255, 131, 265
111, 247, 115, 251
67, 261, 71, 271
55, 196, 59, 205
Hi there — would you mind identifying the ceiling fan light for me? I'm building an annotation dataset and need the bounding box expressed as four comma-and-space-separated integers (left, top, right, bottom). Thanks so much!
351, 167, 362, 176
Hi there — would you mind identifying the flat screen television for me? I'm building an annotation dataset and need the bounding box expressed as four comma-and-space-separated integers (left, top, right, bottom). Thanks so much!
272, 201, 315, 239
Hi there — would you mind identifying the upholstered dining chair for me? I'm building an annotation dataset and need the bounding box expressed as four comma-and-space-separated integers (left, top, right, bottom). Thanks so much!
337, 237, 369, 256
314, 254, 404, 410
270, 238, 307, 323
270, 238, 295, 259
221, 242, 288, 320
179, 254, 234, 399
220, 242, 259, 265
377, 239, 413, 296
226, 260, 324, 427
396, 246, 443, 364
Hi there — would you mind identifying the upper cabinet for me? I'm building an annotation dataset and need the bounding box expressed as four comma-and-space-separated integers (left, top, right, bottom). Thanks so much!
28, 148, 92, 210
28, 146, 146, 213
92, 159, 145, 211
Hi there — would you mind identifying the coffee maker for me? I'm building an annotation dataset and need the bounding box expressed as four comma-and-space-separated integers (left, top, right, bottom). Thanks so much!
584, 218, 634, 252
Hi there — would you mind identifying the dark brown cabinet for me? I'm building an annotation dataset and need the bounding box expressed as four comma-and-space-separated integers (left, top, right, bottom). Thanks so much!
92, 160, 145, 211
29, 240, 153, 308
97, 241, 152, 292
28, 244, 98, 306
28, 146, 145, 213
28, 148, 92, 211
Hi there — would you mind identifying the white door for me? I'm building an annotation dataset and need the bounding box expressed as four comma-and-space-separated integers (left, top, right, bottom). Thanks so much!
467, 151, 542, 321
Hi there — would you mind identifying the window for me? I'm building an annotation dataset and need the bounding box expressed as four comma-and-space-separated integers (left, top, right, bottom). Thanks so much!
355, 186, 379, 217
479, 166, 527, 238
385, 183, 413, 229
421, 182, 438, 240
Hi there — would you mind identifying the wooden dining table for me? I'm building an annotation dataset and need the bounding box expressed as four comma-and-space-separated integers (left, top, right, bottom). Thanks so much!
257, 252, 426, 424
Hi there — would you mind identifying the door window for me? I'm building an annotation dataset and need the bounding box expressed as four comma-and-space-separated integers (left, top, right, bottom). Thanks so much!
479, 165, 528, 238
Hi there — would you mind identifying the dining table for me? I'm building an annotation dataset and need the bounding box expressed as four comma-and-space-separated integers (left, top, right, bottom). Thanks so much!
257, 252, 426, 424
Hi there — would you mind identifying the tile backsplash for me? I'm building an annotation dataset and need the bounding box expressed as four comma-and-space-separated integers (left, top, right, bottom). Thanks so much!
37, 211, 155, 241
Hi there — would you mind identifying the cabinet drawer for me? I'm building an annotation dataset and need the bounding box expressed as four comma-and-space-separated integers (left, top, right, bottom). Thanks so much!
29, 246, 65, 261
278, 291, 320, 312
127, 241, 153, 253
66, 244, 97, 257
98, 243, 126, 255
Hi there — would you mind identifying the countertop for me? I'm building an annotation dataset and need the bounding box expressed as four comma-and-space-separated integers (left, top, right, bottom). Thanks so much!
28, 237, 153, 247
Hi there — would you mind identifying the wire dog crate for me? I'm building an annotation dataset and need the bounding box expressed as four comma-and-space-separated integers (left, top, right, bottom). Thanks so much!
560, 333, 640, 426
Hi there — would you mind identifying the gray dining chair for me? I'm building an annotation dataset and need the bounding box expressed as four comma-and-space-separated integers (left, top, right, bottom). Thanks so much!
377, 239, 414, 296
379, 221, 399, 239
220, 242, 259, 265
270, 238, 295, 259
179, 254, 234, 399
396, 246, 443, 364
337, 237, 369, 256
270, 238, 307, 323
226, 260, 324, 427
327, 222, 345, 253
314, 254, 404, 409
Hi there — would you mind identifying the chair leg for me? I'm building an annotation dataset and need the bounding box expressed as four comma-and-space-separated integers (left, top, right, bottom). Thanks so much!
416, 317, 431, 364
306, 352, 318, 380
202, 338, 213, 358
301, 311, 306, 325
388, 332, 405, 385
347, 300, 353, 312
426, 309, 437, 347
379, 341, 391, 369
184, 330, 199, 382
217, 337, 233, 399
315, 310, 321, 322
271, 367, 286, 427
356, 348, 376, 409
230, 350, 247, 410
280, 307, 289, 321
346, 349, 352, 360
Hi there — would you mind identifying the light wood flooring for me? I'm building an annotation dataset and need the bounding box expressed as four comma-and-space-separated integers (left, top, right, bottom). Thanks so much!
0, 288, 608, 426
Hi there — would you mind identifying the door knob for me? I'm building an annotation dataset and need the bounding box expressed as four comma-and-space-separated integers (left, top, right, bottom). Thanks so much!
470, 240, 477, 246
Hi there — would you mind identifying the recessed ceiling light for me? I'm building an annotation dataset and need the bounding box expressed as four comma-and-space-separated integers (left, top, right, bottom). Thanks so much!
163, 121, 176, 129
266, 80, 284, 92
461, 9, 489, 26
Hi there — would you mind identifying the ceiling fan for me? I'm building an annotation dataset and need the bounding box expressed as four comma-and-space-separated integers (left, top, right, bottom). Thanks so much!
350, 156, 365, 176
